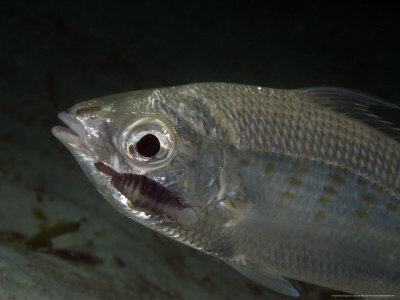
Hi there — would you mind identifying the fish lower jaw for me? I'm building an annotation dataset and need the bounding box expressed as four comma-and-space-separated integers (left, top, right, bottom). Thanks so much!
52, 126, 83, 146
51, 126, 90, 153
52, 112, 91, 153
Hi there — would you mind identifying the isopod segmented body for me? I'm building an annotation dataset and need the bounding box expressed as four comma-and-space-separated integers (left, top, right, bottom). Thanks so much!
94, 162, 200, 228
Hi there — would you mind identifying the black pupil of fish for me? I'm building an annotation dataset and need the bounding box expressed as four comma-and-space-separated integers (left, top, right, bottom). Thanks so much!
135, 134, 161, 158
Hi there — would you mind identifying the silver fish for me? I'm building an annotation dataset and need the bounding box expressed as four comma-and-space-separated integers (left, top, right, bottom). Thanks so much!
52, 83, 400, 297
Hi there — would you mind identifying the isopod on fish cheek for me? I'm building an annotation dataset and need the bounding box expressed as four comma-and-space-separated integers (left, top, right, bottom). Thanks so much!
94, 162, 200, 229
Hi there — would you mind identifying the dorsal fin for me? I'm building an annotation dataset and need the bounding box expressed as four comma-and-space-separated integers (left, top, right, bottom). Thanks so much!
300, 87, 400, 142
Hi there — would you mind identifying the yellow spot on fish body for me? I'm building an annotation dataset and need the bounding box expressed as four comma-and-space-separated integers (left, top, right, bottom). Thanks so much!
264, 163, 274, 175
356, 177, 368, 186
319, 196, 331, 203
361, 194, 377, 205
329, 173, 346, 183
281, 190, 294, 198
352, 222, 364, 230
347, 232, 358, 239
323, 186, 338, 195
395, 227, 400, 235
391, 240, 400, 248
240, 159, 250, 167
277, 202, 288, 208
223, 199, 237, 209
286, 176, 302, 185
313, 209, 325, 217
296, 153, 313, 160
293, 163, 310, 173
375, 182, 391, 194
387, 203, 397, 212
356, 210, 370, 219
221, 200, 248, 226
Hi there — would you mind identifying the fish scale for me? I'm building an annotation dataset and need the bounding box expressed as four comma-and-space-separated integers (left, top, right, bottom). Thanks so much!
197, 84, 400, 195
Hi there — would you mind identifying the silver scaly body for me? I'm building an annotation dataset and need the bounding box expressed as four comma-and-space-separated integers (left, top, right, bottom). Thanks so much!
52, 83, 400, 297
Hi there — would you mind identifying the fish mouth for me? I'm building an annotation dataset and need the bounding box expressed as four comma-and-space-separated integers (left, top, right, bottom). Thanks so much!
52, 112, 89, 151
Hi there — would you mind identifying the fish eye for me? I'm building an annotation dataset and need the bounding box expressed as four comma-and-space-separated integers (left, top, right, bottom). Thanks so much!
131, 134, 161, 158
121, 116, 176, 168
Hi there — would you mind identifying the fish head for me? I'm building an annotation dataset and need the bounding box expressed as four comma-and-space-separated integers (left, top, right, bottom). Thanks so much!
52, 87, 223, 232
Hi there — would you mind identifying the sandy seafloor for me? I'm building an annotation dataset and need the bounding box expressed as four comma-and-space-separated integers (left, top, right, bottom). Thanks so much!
0, 1, 399, 300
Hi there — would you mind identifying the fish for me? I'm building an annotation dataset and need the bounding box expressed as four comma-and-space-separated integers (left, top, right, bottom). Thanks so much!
52, 82, 400, 297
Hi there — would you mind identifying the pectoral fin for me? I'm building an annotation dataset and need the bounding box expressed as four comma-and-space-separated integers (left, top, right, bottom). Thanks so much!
227, 262, 299, 297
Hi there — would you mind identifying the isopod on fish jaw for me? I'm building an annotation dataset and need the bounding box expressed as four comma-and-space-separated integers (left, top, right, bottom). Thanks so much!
94, 162, 200, 229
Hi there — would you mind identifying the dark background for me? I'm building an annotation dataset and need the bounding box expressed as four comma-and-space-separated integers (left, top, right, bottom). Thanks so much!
2, 1, 399, 108
0, 1, 399, 299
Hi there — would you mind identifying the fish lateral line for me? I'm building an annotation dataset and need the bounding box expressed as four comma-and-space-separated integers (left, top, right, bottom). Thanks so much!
94, 162, 200, 228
